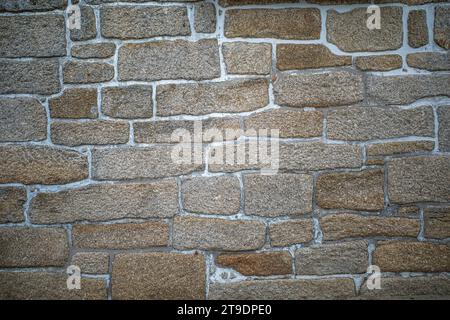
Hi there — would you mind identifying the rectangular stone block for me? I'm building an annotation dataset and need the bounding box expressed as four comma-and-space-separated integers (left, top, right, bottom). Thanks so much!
0, 0, 67, 12
102, 85, 152, 119
225, 9, 321, 40
0, 14, 65, 57
355, 55, 402, 71
320, 213, 420, 241
101, 6, 190, 39
0, 187, 26, 223
274, 70, 364, 108
434, 7, 450, 49
366, 74, 450, 105
118, 40, 220, 81
0, 227, 68, 267
112, 252, 205, 299
49, 88, 98, 119
366, 141, 435, 157
424, 207, 450, 239
216, 252, 292, 276
30, 180, 178, 224
388, 156, 450, 204
71, 43, 116, 59
244, 109, 323, 138
327, 106, 434, 141
373, 241, 450, 272
209, 278, 356, 300
0, 97, 47, 142
0, 59, 60, 95
195, 2, 216, 33
92, 147, 204, 180
64, 61, 114, 84
70, 5, 96, 41
51, 121, 129, 146
295, 241, 368, 275
409, 10, 428, 48
439, 106, 450, 152
157, 79, 269, 116
269, 219, 314, 247
73, 221, 169, 249
223, 42, 271, 75
173, 216, 265, 251
244, 174, 313, 217
0, 145, 88, 185
407, 52, 450, 71
182, 176, 241, 215
0, 272, 106, 300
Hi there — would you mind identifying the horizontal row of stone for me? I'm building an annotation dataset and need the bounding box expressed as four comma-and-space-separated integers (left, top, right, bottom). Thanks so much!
2, 6, 448, 55
1, 224, 449, 271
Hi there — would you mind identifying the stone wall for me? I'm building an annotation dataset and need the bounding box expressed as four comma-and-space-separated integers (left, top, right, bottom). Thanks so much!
0, 0, 449, 300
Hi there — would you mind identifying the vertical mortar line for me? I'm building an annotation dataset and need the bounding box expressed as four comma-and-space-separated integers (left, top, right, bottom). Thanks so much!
107, 253, 114, 300
128, 120, 135, 145
426, 4, 435, 49
311, 172, 323, 245
432, 105, 440, 153
322, 109, 328, 143
94, 5, 101, 41
23, 187, 36, 226
44, 98, 53, 145
367, 240, 376, 267
176, 176, 184, 216
151, 83, 157, 121
217, 4, 227, 80
418, 207, 425, 241
187, 3, 197, 41
87, 147, 93, 179
383, 157, 390, 209
401, 4, 409, 70
361, 143, 368, 167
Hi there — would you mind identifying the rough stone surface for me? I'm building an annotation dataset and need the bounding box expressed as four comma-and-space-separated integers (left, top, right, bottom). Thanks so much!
51, 121, 129, 146
71, 252, 110, 274
134, 117, 241, 143
360, 276, 450, 300
195, 2, 216, 33
157, 79, 269, 116
30, 180, 178, 223
0, 59, 60, 95
244, 109, 323, 138
434, 7, 450, 49
209, 278, 356, 300
182, 176, 241, 215
407, 52, 450, 71
316, 169, 385, 211
0, 272, 106, 300
320, 213, 420, 240
366, 74, 450, 105
244, 174, 313, 217
373, 241, 450, 272
439, 106, 450, 152
269, 219, 314, 247
225, 9, 321, 40
296, 241, 368, 275
0, 145, 88, 185
216, 252, 292, 276
112, 252, 205, 299
223, 42, 272, 75
409, 10, 428, 48
173, 216, 265, 251
0, 97, 47, 142
101, 6, 190, 39
119, 40, 220, 81
71, 43, 116, 59
64, 61, 114, 84
0, 227, 68, 267
0, 15, 65, 57
327, 106, 434, 141
424, 207, 450, 239
220, 0, 298, 5
92, 147, 204, 180
102, 85, 153, 119
73, 221, 169, 249
388, 156, 450, 204
366, 141, 435, 157
0, 0, 67, 12
274, 70, 364, 108
327, 7, 403, 52
70, 6, 97, 41
355, 55, 403, 71
49, 88, 98, 119
277, 44, 352, 70
0, 187, 26, 223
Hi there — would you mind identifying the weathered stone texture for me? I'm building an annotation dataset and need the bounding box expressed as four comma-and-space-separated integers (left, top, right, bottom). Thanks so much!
119, 40, 220, 81
64, 61, 114, 84
407, 52, 450, 71
366, 141, 435, 157
225, 9, 321, 39
0, 98, 47, 142
71, 252, 110, 274
408, 10, 428, 48
223, 42, 272, 75
0, 187, 26, 224
216, 252, 292, 276
182, 176, 241, 215
269, 219, 314, 247
71, 43, 116, 59
0, 227, 68, 267
439, 106, 450, 152
316, 169, 385, 211
355, 55, 402, 71
173, 216, 265, 251
424, 207, 450, 239
30, 180, 178, 223
73, 221, 169, 249
244, 174, 313, 217
434, 7, 450, 49
195, 2, 216, 33
0, 145, 88, 185
70, 6, 97, 41
112, 252, 205, 299
102, 85, 153, 119
49, 88, 98, 119
0, 0, 67, 12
